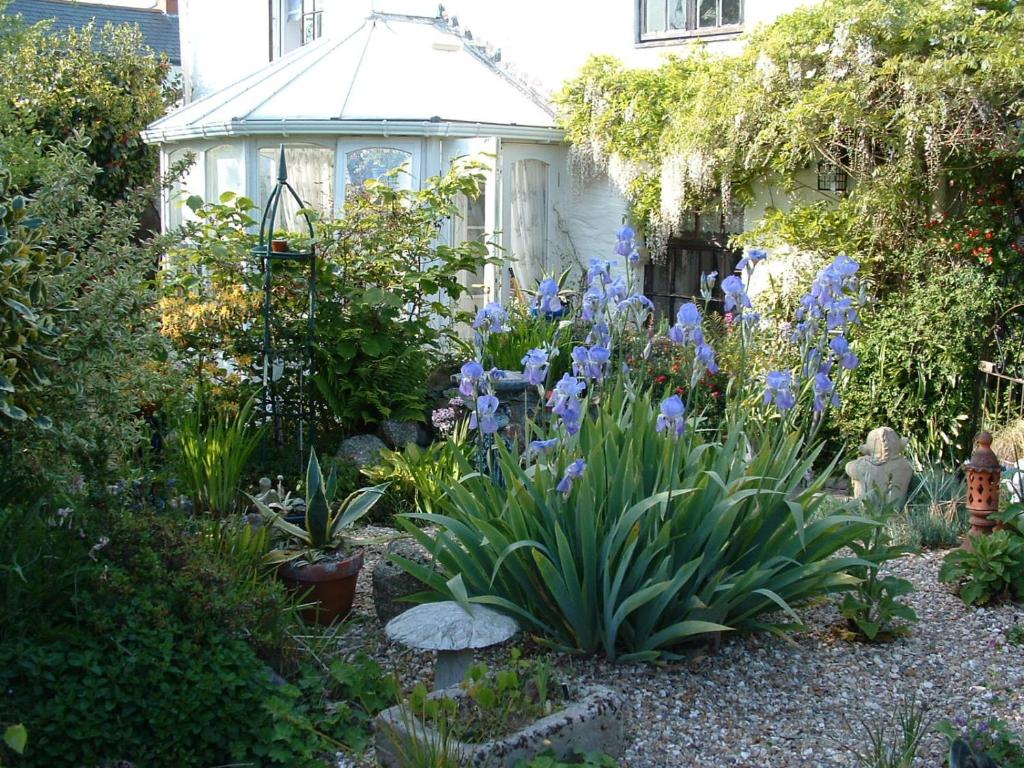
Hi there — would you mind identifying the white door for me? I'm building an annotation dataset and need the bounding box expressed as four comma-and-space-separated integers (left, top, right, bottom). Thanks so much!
442, 137, 499, 315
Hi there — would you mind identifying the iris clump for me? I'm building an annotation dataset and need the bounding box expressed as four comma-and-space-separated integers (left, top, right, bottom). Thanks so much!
409, 236, 872, 661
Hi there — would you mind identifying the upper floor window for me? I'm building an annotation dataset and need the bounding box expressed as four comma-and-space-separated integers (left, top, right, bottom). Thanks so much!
639, 0, 742, 42
271, 0, 323, 60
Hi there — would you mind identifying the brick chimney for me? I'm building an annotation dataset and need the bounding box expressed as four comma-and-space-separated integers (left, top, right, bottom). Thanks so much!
160, 0, 178, 15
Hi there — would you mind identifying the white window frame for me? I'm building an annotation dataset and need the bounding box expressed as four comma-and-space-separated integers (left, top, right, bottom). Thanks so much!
336, 139, 422, 212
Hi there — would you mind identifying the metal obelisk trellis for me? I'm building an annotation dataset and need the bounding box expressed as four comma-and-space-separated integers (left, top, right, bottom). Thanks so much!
251, 146, 317, 471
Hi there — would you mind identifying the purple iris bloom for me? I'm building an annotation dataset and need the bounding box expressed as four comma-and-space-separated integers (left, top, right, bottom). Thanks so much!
459, 360, 485, 397
470, 394, 501, 434
695, 342, 719, 375
813, 371, 839, 413
587, 258, 612, 287
556, 458, 587, 494
581, 286, 605, 323
826, 297, 858, 331
721, 275, 752, 313
737, 248, 768, 273
829, 335, 859, 370
529, 438, 560, 456
522, 347, 550, 386
548, 373, 587, 435
764, 370, 796, 411
473, 302, 507, 333
535, 278, 562, 316
699, 271, 718, 300
656, 395, 686, 438
669, 302, 703, 346
572, 345, 610, 381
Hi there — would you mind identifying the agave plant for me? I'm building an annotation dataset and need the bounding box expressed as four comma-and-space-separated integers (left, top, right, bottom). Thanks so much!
251, 449, 387, 566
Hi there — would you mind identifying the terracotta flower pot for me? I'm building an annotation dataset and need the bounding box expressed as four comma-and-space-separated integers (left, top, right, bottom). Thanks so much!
271, 238, 289, 253
278, 550, 364, 625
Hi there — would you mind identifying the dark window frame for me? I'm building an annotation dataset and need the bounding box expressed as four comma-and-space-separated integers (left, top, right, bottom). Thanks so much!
636, 0, 744, 45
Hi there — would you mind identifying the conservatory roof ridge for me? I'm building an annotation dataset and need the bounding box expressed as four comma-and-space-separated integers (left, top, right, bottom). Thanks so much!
143, 12, 557, 144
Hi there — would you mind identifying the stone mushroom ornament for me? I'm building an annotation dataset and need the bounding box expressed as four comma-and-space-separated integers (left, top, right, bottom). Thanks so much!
845, 426, 914, 506
385, 601, 518, 690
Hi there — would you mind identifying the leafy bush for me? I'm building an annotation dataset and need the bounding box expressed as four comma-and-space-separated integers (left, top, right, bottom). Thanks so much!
0, 139, 178, 499
363, 418, 471, 516
397, 382, 870, 661
162, 167, 492, 444
840, 499, 918, 641
0, 164, 63, 426
939, 517, 1024, 606
838, 259, 1001, 456
0, 498, 390, 767
0, 7, 176, 200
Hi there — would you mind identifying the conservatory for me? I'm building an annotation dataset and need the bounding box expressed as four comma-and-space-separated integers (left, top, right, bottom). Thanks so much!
141, 10, 569, 304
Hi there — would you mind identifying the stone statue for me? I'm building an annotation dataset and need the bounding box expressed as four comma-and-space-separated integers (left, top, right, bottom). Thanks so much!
845, 427, 914, 506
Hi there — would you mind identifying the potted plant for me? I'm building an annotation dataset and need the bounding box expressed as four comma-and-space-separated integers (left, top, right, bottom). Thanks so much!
250, 449, 386, 624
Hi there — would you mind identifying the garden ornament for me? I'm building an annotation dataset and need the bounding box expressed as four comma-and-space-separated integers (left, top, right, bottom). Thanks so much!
384, 601, 518, 690
844, 427, 914, 506
963, 431, 1002, 547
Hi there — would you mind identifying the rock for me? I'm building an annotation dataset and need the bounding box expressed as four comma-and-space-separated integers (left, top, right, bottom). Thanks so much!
337, 434, 387, 468
845, 426, 914, 506
372, 538, 435, 625
378, 420, 421, 450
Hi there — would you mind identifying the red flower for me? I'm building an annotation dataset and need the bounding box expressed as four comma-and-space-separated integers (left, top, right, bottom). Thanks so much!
985, 231, 994, 240
675, 386, 685, 395
654, 375, 668, 384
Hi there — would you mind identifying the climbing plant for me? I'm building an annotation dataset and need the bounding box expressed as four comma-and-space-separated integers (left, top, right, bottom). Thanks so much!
557, 0, 1024, 453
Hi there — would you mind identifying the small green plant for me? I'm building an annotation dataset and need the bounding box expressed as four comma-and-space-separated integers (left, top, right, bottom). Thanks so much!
253, 450, 387, 566
1008, 622, 1024, 645
939, 506, 1024, 605
175, 394, 264, 515
840, 497, 918, 641
940, 716, 1024, 768
363, 420, 471, 516
482, 299, 572, 377
849, 693, 931, 768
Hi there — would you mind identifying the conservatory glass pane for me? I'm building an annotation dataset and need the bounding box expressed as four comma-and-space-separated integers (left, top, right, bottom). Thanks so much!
455, 192, 487, 297
166, 148, 204, 231
205, 144, 244, 203
644, 0, 666, 34
668, 0, 686, 30
258, 144, 335, 232
510, 159, 549, 293
721, 0, 741, 25
345, 147, 413, 198
698, 0, 718, 27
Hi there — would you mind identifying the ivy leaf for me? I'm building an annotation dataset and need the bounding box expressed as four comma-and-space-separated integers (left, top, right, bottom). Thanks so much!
4, 724, 27, 755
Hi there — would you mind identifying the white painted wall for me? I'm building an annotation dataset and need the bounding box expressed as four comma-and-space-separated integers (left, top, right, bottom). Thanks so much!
181, 0, 820, 101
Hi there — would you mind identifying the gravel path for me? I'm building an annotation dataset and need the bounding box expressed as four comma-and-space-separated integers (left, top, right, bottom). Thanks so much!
333, 532, 1024, 767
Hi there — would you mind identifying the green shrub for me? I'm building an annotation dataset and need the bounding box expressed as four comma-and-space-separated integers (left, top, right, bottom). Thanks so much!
0, 499, 389, 767
396, 381, 871, 661
0, 9, 176, 201
838, 260, 1001, 456
363, 419, 471, 516
0, 139, 179, 499
939, 532, 1024, 606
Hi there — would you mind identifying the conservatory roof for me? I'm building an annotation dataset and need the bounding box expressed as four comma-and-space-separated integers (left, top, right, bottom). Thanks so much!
142, 12, 561, 145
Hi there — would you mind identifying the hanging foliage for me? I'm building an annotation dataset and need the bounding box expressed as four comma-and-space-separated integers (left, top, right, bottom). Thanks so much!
557, 0, 1024, 272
